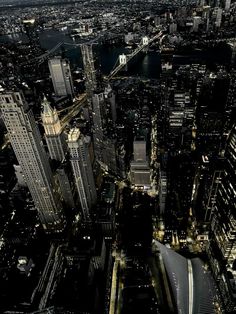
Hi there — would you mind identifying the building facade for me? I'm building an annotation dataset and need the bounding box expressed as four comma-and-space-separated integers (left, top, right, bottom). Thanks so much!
92, 92, 105, 162
92, 90, 118, 174
225, 0, 231, 11
56, 164, 75, 210
130, 137, 151, 189
0, 92, 65, 233
48, 57, 74, 97
68, 128, 97, 220
207, 124, 236, 312
41, 96, 66, 162
104, 84, 117, 125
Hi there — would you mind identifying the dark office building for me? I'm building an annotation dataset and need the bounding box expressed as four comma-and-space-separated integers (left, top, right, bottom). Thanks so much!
207, 124, 236, 313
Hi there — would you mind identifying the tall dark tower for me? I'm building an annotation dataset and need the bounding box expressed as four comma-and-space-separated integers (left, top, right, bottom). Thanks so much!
225, 70, 236, 134
22, 19, 39, 45
207, 124, 236, 312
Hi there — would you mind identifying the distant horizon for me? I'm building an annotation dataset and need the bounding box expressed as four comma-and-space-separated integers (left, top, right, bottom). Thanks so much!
0, 0, 84, 6
0, 0, 81, 3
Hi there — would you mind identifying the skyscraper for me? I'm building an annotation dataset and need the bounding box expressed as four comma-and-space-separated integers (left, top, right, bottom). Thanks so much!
56, 163, 75, 209
159, 170, 167, 214
0, 91, 65, 233
225, 0, 231, 11
68, 128, 97, 220
133, 138, 147, 162
41, 96, 66, 162
130, 137, 151, 189
193, 16, 201, 32
225, 70, 236, 133
168, 91, 194, 151
207, 124, 236, 312
48, 57, 74, 97
92, 92, 105, 162
104, 84, 117, 125
215, 8, 223, 28
91, 92, 117, 173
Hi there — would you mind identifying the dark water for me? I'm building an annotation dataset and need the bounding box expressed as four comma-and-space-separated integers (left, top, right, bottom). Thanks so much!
0, 29, 232, 77
0, 32, 29, 43
0, 30, 162, 78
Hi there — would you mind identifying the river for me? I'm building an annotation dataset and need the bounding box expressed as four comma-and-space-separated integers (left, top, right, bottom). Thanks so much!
0, 29, 162, 78
0, 29, 232, 78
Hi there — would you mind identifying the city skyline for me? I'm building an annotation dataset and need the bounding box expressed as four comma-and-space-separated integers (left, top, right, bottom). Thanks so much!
0, 0, 235, 313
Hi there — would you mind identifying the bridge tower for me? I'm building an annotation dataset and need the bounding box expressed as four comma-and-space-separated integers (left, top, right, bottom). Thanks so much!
119, 53, 127, 71
142, 36, 149, 53
142, 36, 149, 46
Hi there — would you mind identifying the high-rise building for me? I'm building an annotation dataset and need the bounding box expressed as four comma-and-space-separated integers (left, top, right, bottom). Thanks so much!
207, 124, 236, 312
102, 139, 117, 174
81, 44, 97, 100
68, 128, 97, 220
0, 92, 65, 233
168, 91, 194, 151
225, 0, 231, 11
130, 137, 150, 189
41, 96, 66, 162
48, 57, 74, 97
22, 19, 38, 44
230, 43, 236, 66
91, 91, 118, 174
215, 8, 223, 28
0, 138, 16, 209
56, 163, 75, 209
159, 170, 167, 214
193, 16, 201, 32
198, 0, 205, 6
169, 23, 177, 34
169, 92, 186, 131
133, 138, 147, 162
92, 92, 105, 162
225, 70, 236, 133
14, 164, 27, 187
104, 85, 117, 124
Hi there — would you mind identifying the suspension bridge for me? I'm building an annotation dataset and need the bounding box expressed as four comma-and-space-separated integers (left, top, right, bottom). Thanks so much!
55, 30, 164, 127
20, 28, 118, 66
38, 29, 235, 128
106, 30, 163, 80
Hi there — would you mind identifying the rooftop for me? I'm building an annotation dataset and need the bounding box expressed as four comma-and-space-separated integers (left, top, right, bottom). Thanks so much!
68, 128, 80, 142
